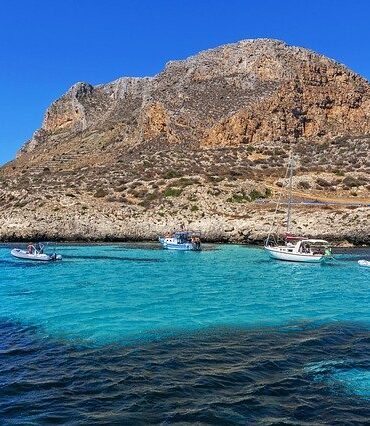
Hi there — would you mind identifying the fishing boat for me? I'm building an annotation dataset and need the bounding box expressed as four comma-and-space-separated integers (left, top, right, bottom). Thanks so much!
264, 154, 332, 263
159, 231, 201, 251
11, 243, 62, 261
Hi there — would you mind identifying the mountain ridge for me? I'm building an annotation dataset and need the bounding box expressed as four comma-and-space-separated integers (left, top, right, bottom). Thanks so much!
18, 38, 370, 156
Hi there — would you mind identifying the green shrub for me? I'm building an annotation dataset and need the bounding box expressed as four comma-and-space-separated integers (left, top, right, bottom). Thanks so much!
343, 176, 359, 188
164, 187, 183, 197
334, 169, 345, 176
298, 181, 310, 189
226, 187, 271, 203
265, 187, 272, 197
316, 178, 331, 187
343, 176, 363, 187
227, 193, 249, 203
172, 177, 199, 187
163, 170, 182, 179
249, 189, 264, 201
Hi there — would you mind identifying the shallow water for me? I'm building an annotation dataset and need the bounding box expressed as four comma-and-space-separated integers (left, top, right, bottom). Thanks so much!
0, 243, 369, 423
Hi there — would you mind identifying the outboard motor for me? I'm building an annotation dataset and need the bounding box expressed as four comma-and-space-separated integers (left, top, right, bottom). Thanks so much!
50, 253, 62, 261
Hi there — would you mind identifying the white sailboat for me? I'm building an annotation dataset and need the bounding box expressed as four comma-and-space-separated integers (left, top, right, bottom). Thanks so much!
264, 154, 332, 263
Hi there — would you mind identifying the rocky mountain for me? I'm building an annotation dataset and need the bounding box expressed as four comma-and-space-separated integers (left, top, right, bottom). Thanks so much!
1, 39, 369, 244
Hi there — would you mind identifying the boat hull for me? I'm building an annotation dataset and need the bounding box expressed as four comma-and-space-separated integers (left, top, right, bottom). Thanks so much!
264, 246, 325, 263
11, 249, 62, 261
161, 242, 197, 251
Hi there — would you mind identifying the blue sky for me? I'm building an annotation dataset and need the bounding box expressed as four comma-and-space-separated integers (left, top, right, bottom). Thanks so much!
1, 0, 369, 165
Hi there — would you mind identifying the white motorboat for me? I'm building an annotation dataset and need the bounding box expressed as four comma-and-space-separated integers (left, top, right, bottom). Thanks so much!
11, 244, 62, 262
159, 231, 201, 251
358, 259, 370, 267
264, 153, 332, 263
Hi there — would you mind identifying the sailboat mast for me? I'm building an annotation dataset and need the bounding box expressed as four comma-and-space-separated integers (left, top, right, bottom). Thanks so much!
286, 156, 294, 233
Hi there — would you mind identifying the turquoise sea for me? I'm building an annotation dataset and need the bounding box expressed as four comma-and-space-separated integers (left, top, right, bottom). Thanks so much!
0, 243, 369, 424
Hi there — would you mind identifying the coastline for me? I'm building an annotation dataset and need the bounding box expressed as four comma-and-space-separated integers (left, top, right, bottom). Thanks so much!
1, 237, 369, 248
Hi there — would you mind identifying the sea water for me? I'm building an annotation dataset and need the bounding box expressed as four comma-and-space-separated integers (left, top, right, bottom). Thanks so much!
0, 243, 369, 423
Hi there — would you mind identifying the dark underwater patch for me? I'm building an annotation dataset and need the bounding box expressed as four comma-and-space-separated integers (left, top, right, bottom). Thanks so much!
0, 320, 368, 424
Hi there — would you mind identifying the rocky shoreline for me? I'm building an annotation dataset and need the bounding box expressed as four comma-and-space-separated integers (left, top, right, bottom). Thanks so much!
1, 204, 369, 246
1, 236, 368, 248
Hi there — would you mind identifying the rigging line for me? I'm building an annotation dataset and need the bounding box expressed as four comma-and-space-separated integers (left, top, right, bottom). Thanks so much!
266, 146, 292, 245
286, 151, 294, 233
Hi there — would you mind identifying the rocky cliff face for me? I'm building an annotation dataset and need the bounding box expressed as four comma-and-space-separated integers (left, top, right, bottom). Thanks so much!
1, 39, 370, 244
19, 39, 370, 155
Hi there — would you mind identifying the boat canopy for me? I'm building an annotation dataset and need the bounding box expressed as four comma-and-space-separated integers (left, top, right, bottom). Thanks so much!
300, 239, 330, 245
174, 230, 201, 237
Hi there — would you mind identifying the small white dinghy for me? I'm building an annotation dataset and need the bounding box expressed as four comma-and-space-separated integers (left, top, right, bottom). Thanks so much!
11, 244, 62, 262
358, 259, 370, 267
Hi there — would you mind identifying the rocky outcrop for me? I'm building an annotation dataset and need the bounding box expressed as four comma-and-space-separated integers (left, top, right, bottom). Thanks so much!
202, 76, 370, 147
1, 39, 370, 244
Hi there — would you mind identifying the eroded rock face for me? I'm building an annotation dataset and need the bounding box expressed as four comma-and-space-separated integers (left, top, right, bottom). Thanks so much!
17, 39, 370, 157
43, 82, 94, 133
202, 72, 370, 147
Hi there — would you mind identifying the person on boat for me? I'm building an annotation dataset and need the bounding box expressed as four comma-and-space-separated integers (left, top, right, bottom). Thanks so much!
27, 243, 34, 254
192, 236, 201, 250
196, 237, 201, 250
